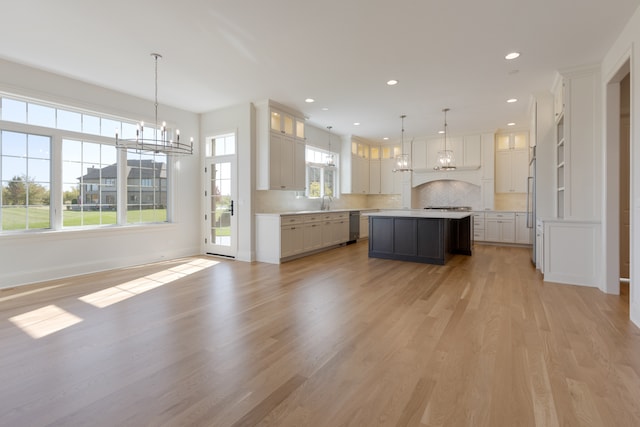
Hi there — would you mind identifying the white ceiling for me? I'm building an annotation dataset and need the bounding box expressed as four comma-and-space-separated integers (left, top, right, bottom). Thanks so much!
1, 0, 638, 142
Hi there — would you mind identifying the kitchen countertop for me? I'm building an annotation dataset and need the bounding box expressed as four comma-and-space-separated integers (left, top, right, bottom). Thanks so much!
365, 209, 472, 220
256, 208, 377, 216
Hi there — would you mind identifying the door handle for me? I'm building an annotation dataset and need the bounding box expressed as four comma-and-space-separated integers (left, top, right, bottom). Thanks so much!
230, 200, 234, 216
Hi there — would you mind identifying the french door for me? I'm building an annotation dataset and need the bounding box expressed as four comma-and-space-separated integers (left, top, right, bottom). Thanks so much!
205, 133, 237, 257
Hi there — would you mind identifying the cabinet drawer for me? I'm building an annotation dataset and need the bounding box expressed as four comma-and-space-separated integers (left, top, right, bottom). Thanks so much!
303, 214, 323, 223
485, 212, 515, 221
474, 230, 486, 241
281, 215, 305, 225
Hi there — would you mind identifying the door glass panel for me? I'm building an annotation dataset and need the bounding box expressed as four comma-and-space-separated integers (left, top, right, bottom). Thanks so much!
211, 161, 232, 247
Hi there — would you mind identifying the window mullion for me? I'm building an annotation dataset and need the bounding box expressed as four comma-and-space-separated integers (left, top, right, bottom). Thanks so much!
50, 135, 63, 230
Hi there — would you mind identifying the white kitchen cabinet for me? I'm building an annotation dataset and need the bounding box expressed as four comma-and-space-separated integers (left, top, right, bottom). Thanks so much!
481, 179, 495, 211
302, 213, 324, 251
484, 212, 515, 243
342, 138, 371, 194
359, 214, 369, 238
256, 100, 307, 191
495, 146, 528, 193
472, 212, 486, 241
369, 158, 381, 194
413, 134, 481, 171
515, 212, 531, 244
256, 211, 352, 264
281, 223, 304, 258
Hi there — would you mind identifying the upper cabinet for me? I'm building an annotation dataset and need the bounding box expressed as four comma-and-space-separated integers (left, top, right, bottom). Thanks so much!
495, 131, 529, 193
412, 134, 481, 171
256, 100, 306, 191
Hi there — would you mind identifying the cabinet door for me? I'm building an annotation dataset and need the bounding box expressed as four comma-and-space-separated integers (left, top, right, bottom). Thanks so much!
359, 216, 369, 238
369, 159, 381, 194
515, 213, 530, 244
412, 140, 427, 170
500, 220, 515, 243
485, 219, 500, 241
279, 136, 295, 189
495, 151, 511, 193
294, 139, 306, 191
511, 150, 529, 193
281, 225, 304, 257
321, 221, 333, 247
269, 132, 283, 189
303, 222, 323, 251
463, 135, 481, 167
356, 156, 370, 194
380, 158, 400, 194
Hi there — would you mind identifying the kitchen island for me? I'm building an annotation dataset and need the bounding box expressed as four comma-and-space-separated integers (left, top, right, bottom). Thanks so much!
365, 210, 472, 265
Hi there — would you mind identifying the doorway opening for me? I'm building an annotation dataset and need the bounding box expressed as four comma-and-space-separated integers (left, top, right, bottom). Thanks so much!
603, 58, 631, 302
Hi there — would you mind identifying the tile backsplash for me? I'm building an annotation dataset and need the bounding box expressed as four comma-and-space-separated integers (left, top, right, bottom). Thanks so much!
412, 180, 481, 209
255, 191, 400, 212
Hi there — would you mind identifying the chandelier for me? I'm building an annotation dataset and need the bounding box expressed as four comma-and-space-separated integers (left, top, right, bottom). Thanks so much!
435, 108, 455, 170
326, 126, 336, 167
393, 114, 413, 172
115, 53, 193, 155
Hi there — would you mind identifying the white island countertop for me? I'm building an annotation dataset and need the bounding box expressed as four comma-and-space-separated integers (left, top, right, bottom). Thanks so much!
364, 209, 472, 219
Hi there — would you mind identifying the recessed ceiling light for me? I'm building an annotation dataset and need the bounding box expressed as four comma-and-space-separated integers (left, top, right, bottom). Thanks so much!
438, 130, 445, 134
383, 137, 389, 140
305, 98, 315, 103
505, 52, 520, 60
507, 98, 518, 103
507, 122, 516, 126
387, 79, 399, 86
353, 122, 360, 126
321, 107, 329, 111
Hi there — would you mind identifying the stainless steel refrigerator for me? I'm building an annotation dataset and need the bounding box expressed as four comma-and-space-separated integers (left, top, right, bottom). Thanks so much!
527, 145, 536, 264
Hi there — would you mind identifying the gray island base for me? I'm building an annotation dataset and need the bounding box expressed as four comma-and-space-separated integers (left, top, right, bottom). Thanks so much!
366, 210, 472, 265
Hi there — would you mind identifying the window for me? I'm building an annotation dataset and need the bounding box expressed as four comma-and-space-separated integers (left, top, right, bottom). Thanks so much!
305, 146, 338, 198
126, 151, 167, 224
0, 92, 177, 234
0, 131, 51, 231
205, 133, 235, 157
62, 139, 117, 227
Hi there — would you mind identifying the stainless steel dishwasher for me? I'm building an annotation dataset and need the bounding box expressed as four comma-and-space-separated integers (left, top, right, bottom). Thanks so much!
349, 211, 360, 243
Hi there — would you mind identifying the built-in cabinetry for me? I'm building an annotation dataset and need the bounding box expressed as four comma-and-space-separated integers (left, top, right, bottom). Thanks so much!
256, 100, 306, 191
485, 212, 515, 243
495, 131, 529, 193
551, 66, 599, 220
473, 211, 531, 245
472, 212, 485, 241
412, 135, 482, 171
256, 211, 350, 263
342, 137, 401, 195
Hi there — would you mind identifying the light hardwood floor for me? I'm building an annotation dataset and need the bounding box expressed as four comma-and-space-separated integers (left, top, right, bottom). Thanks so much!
1, 242, 639, 427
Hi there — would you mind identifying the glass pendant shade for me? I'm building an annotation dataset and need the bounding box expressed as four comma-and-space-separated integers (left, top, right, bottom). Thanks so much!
396, 153, 411, 170
437, 149, 455, 169
435, 108, 456, 170
393, 114, 413, 172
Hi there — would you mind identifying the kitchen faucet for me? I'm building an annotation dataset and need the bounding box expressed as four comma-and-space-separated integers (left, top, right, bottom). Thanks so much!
320, 195, 332, 211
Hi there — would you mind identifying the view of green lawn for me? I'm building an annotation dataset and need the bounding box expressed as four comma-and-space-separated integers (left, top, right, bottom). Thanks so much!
1, 206, 168, 230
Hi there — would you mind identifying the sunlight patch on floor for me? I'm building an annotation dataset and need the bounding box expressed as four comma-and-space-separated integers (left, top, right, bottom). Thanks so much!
78, 258, 219, 308
9, 305, 83, 339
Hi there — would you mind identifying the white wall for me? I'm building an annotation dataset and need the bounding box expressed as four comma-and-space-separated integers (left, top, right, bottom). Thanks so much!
0, 59, 201, 288
601, 5, 640, 327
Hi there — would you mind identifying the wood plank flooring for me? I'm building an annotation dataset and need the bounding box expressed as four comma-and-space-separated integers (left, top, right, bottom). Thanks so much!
1, 242, 639, 426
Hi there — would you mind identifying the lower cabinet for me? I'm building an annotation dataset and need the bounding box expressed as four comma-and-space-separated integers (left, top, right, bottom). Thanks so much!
281, 224, 304, 258
256, 211, 350, 264
515, 212, 531, 244
484, 212, 515, 243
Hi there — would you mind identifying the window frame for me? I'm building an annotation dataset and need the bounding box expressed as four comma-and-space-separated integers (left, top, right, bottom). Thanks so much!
305, 146, 339, 199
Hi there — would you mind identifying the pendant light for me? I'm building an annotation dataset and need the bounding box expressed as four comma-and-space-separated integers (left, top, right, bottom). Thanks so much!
393, 114, 413, 172
435, 108, 456, 170
326, 126, 336, 167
